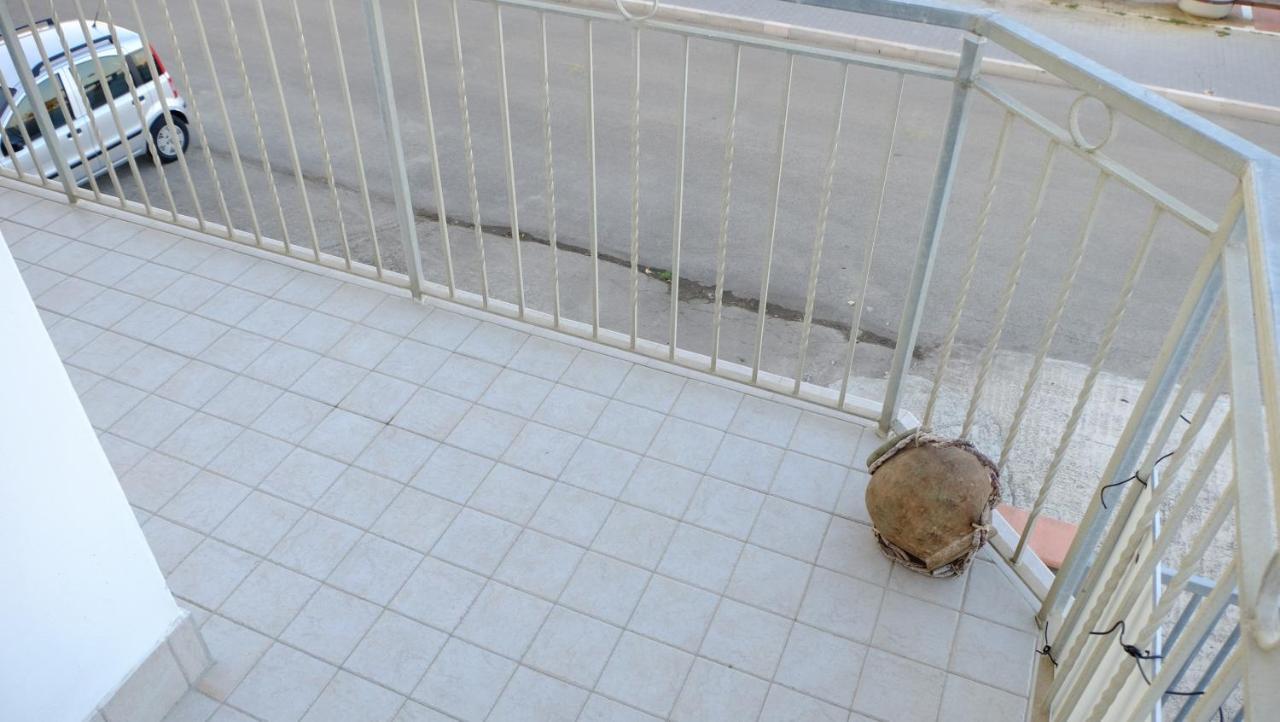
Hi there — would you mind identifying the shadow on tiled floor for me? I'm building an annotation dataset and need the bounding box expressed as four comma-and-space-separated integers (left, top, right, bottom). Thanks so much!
6, 186, 1037, 722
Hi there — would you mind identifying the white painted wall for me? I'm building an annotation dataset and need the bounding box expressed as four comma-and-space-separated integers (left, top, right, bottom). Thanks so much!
0, 238, 182, 721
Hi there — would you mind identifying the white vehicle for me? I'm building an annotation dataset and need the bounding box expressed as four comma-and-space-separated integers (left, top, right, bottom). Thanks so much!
0, 19, 189, 184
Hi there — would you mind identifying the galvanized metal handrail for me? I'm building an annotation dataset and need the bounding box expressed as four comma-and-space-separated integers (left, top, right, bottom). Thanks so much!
0, 0, 1274, 718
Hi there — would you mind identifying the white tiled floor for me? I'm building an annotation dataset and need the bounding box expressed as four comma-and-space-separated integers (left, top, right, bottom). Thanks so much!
6, 186, 1039, 722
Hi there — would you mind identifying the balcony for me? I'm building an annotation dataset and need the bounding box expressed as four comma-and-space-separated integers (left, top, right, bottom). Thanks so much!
7, 184, 1042, 721
1, 0, 1277, 721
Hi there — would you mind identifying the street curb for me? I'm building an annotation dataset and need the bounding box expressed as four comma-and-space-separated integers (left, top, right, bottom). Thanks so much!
682, 8, 1280, 125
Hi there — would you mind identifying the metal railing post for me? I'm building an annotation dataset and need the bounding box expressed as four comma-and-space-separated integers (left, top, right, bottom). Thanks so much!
0, 5, 77, 202
362, 0, 426, 298
1040, 221, 1228, 630
878, 35, 984, 435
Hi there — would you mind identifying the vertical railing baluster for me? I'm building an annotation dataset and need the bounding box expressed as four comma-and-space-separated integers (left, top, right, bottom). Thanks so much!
793, 64, 851, 395
0, 64, 46, 187
538, 11, 560, 326
290, 0, 352, 268
628, 24, 641, 349
1041, 195, 1233, 633
1014, 205, 1165, 563
493, 3, 525, 316
362, 0, 427, 297
750, 54, 795, 384
75, 0, 181, 224
213, 0, 291, 251
709, 45, 741, 373
125, 0, 229, 235
185, 0, 263, 244
922, 111, 1014, 428
878, 36, 984, 434
448, 0, 490, 307
411, 0, 455, 295
838, 72, 905, 410
48, 5, 139, 212
326, 0, 384, 273
12, 0, 98, 200
960, 139, 1057, 439
585, 19, 600, 337
668, 37, 689, 360
997, 172, 1108, 471
254, 0, 322, 262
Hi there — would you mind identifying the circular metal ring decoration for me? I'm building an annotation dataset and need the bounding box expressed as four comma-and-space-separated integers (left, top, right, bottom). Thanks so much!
1068, 94, 1116, 152
615, 0, 660, 22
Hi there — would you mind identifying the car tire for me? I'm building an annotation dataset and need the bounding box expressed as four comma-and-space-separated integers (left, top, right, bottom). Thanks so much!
149, 117, 189, 164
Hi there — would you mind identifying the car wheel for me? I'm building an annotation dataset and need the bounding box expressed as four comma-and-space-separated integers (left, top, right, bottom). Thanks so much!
150, 117, 189, 164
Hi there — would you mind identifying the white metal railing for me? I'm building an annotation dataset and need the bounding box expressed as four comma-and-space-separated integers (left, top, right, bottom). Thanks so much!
0, 0, 1275, 718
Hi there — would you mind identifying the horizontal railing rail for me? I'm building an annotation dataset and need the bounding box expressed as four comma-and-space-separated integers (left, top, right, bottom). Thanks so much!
0, 0, 1274, 718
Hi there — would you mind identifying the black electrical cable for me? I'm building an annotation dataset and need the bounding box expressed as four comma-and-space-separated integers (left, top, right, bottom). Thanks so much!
1100, 450, 1176, 509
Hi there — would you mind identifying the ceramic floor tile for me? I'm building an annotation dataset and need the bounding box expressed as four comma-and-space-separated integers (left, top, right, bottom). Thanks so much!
523, 606, 621, 688
500, 422, 581, 478
871, 591, 959, 668
591, 503, 677, 570
454, 581, 553, 658
560, 552, 651, 627
595, 633, 692, 718
410, 445, 494, 503
533, 384, 608, 436
558, 351, 631, 397
167, 539, 257, 609
344, 611, 448, 696
353, 426, 438, 482
774, 623, 867, 707
628, 575, 719, 652
949, 614, 1036, 696
507, 335, 578, 380
212, 491, 305, 556
197, 616, 272, 701
314, 467, 402, 530
269, 512, 363, 578
220, 561, 320, 637
798, 568, 884, 644
430, 509, 521, 575
391, 556, 487, 632
706, 434, 784, 492
371, 487, 460, 553
227, 643, 337, 722
853, 649, 946, 722
757, 685, 848, 722
619, 459, 702, 518
669, 380, 743, 430
280, 585, 381, 664
493, 529, 584, 599
413, 638, 515, 722
559, 440, 641, 498
656, 523, 743, 594
487, 666, 589, 722
326, 533, 423, 605
699, 598, 793, 679
670, 658, 769, 722
300, 670, 404, 722
726, 544, 813, 617
939, 674, 1029, 722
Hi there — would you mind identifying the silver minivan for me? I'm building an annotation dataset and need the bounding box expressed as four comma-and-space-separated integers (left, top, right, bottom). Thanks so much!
0, 19, 189, 184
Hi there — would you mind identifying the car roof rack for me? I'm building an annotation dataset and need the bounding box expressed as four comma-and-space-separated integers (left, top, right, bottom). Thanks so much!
12, 18, 55, 34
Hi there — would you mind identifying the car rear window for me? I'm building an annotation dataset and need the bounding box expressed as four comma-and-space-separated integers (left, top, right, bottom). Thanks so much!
127, 49, 153, 87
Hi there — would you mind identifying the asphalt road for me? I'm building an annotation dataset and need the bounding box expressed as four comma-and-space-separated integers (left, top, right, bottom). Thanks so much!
39, 0, 1280, 382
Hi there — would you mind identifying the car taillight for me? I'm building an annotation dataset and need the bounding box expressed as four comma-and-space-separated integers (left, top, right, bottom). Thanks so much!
150, 45, 166, 76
